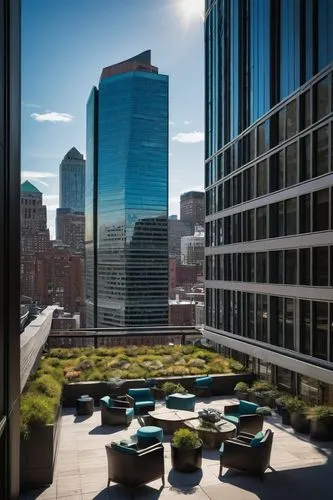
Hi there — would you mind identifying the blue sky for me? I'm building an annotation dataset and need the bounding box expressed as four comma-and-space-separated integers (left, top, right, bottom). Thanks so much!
22, 0, 204, 237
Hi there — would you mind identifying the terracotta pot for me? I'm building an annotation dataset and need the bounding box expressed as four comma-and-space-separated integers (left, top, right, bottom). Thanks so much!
171, 442, 202, 473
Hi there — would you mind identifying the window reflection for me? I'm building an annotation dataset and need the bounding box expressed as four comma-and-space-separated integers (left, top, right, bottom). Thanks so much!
285, 198, 297, 235
313, 246, 328, 286
257, 160, 267, 197
314, 125, 329, 176
300, 135, 311, 181
313, 301, 328, 360
285, 249, 297, 284
256, 206, 267, 239
300, 300, 311, 355
300, 248, 311, 285
315, 76, 330, 122
286, 99, 297, 138
313, 189, 329, 231
285, 142, 297, 187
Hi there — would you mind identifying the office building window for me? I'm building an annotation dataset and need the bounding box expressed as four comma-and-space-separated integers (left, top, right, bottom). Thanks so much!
270, 250, 284, 284
256, 294, 268, 342
285, 143, 297, 187
256, 206, 267, 239
256, 252, 267, 283
285, 249, 297, 284
300, 135, 311, 181
300, 300, 311, 355
285, 298, 295, 350
286, 99, 297, 139
313, 246, 328, 286
299, 193, 311, 233
313, 189, 329, 231
285, 198, 297, 235
301, 90, 311, 129
315, 76, 330, 122
313, 301, 328, 360
314, 125, 329, 176
270, 296, 284, 346
299, 248, 311, 285
269, 150, 284, 192
257, 160, 267, 197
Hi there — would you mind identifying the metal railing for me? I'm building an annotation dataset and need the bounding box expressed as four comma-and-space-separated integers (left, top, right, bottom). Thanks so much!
48, 325, 203, 348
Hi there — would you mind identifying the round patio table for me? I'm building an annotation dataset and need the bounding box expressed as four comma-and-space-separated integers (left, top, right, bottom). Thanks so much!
184, 418, 236, 449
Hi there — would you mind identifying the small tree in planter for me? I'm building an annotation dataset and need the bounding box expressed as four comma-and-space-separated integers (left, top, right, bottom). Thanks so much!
161, 381, 187, 397
234, 382, 249, 401
307, 406, 333, 441
285, 397, 309, 434
171, 428, 202, 473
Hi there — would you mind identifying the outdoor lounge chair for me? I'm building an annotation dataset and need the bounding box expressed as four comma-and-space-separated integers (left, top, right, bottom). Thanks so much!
127, 388, 155, 414
219, 429, 274, 478
100, 395, 134, 426
105, 441, 165, 489
223, 400, 263, 434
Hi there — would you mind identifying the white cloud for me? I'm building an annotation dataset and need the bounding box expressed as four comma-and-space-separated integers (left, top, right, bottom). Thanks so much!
31, 111, 73, 123
169, 120, 175, 125
172, 131, 204, 143
22, 171, 57, 179
22, 101, 41, 109
34, 179, 49, 187
184, 120, 192, 125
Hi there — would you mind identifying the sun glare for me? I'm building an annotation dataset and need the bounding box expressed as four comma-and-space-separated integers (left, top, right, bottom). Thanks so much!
177, 0, 204, 24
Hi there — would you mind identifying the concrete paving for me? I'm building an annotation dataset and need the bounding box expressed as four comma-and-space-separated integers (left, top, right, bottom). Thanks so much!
21, 396, 333, 500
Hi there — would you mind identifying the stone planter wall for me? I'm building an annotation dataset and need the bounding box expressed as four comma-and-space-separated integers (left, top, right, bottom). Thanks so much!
20, 402, 62, 491
62, 373, 254, 407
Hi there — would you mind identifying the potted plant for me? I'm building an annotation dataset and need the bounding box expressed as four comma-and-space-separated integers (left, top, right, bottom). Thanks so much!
286, 397, 309, 434
250, 381, 274, 406
161, 381, 187, 397
307, 406, 333, 441
171, 428, 203, 473
275, 394, 293, 425
234, 381, 249, 401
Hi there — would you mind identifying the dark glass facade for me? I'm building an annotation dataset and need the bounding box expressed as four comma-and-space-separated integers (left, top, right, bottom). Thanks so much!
0, 0, 21, 497
205, 0, 333, 397
85, 51, 169, 327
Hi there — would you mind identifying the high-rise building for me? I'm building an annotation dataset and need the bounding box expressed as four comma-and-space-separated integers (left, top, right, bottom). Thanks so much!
85, 50, 169, 327
168, 218, 192, 262
58, 146, 85, 216
180, 191, 204, 230
56, 208, 85, 254
21, 181, 50, 254
0, 0, 21, 496
204, 0, 333, 403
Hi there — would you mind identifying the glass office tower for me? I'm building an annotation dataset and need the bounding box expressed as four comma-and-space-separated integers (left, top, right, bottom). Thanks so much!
205, 0, 333, 403
0, 0, 21, 497
85, 51, 169, 327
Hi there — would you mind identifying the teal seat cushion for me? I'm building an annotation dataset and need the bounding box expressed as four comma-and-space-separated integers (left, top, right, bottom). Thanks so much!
219, 442, 224, 455
125, 408, 134, 417
238, 400, 259, 415
223, 415, 239, 425
100, 396, 111, 407
250, 431, 265, 448
137, 426, 163, 439
135, 400, 155, 408
111, 442, 137, 455
195, 376, 213, 387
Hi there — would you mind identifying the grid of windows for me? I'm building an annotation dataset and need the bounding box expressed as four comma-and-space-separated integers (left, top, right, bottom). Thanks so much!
206, 288, 333, 363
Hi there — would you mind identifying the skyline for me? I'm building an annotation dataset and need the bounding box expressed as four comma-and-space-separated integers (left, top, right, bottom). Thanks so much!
21, 0, 205, 238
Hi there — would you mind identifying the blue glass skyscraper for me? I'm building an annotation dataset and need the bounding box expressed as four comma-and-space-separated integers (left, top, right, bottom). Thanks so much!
85, 51, 169, 327
205, 1, 333, 402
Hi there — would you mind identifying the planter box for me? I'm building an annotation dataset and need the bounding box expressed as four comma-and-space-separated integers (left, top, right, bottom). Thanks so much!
235, 391, 249, 401
281, 407, 291, 426
20, 402, 62, 491
310, 417, 333, 441
290, 412, 310, 434
62, 373, 254, 407
171, 442, 202, 472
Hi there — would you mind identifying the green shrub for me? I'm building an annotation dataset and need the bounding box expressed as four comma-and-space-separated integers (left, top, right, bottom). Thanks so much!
29, 374, 62, 399
172, 428, 201, 449
21, 392, 56, 437
234, 382, 249, 392
162, 381, 187, 395
228, 359, 245, 373
252, 380, 273, 392
307, 405, 333, 421
285, 397, 308, 414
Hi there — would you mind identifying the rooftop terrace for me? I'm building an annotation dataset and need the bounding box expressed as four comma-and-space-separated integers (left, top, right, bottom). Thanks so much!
21, 396, 333, 500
